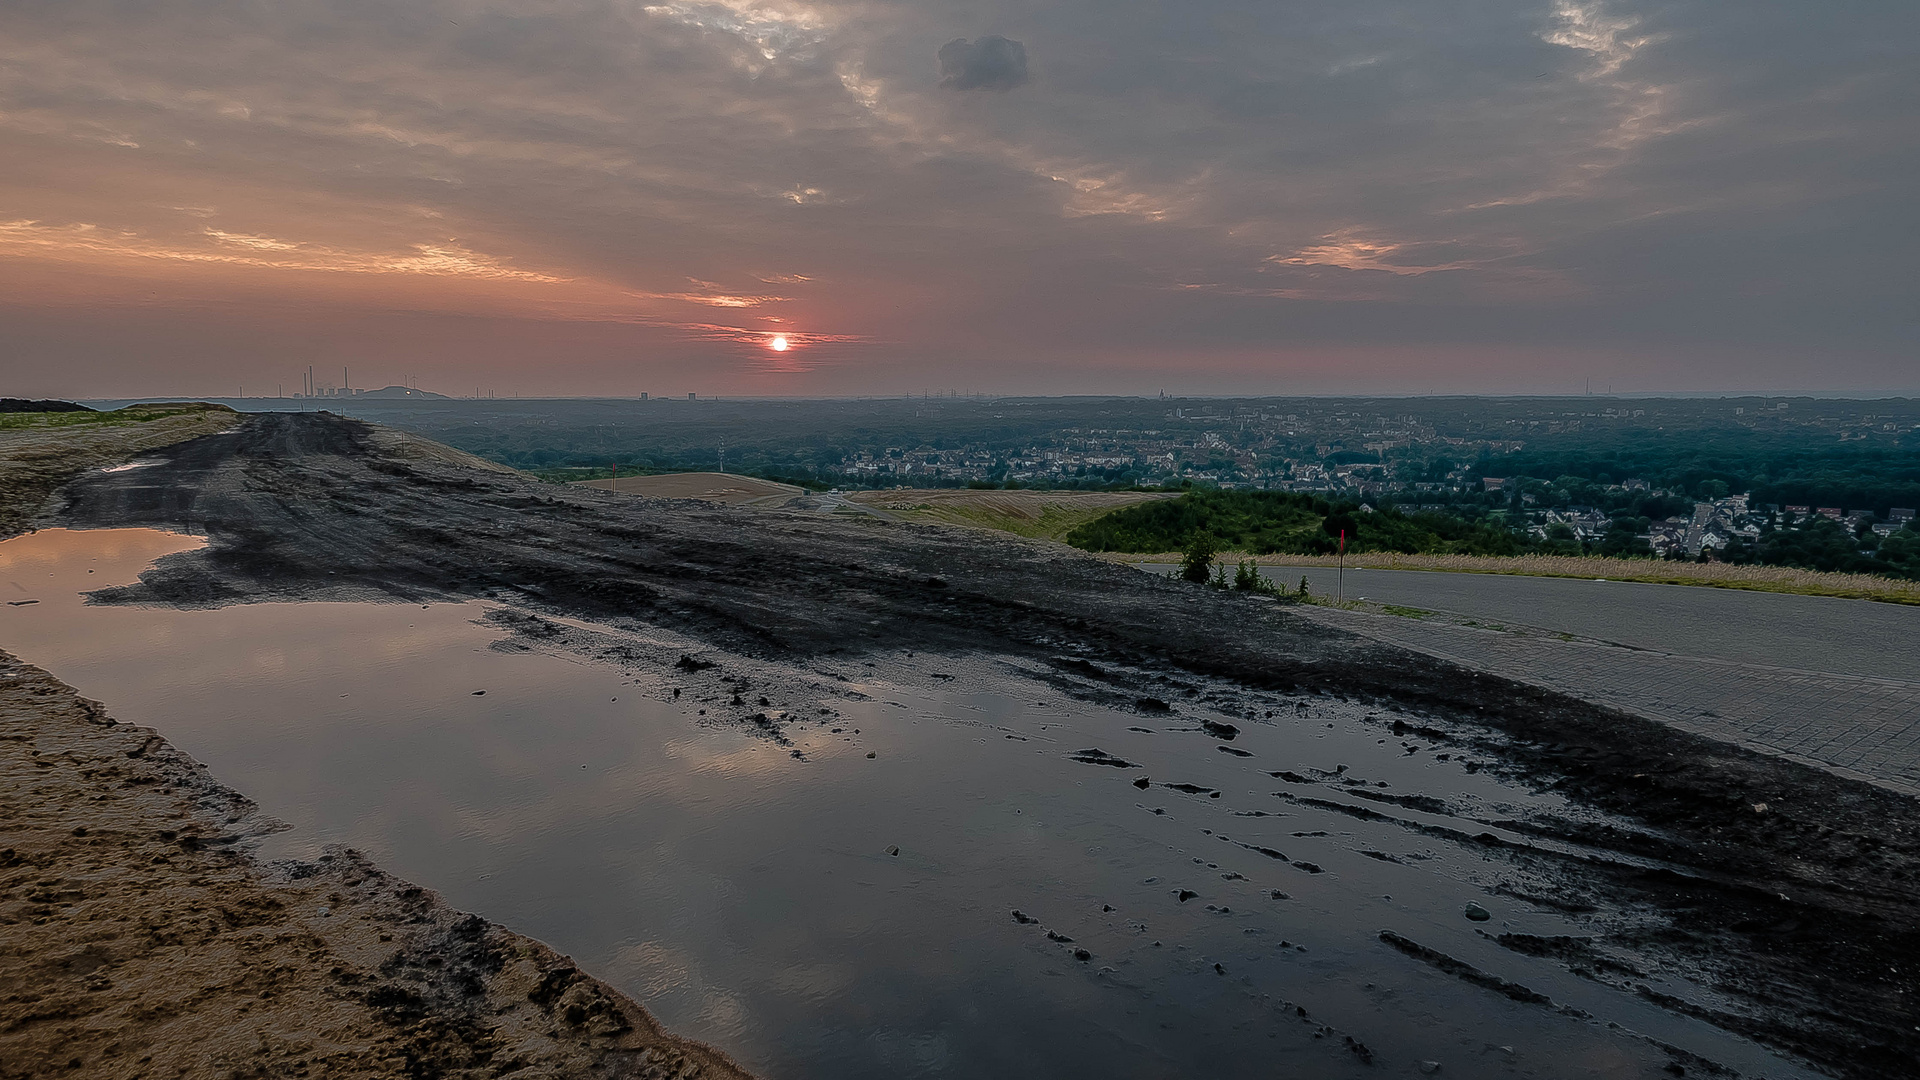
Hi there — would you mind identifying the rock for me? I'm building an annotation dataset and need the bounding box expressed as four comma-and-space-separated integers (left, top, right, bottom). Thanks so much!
1011, 910, 1037, 924
1132, 776, 1151, 789
1069, 748, 1140, 768
1073, 949, 1091, 962
471, 690, 486, 696
866, 752, 876, 758
1419, 1061, 1442, 1074
1464, 902, 1491, 922
885, 845, 899, 856
1177, 890, 1198, 902
1201, 719, 1240, 740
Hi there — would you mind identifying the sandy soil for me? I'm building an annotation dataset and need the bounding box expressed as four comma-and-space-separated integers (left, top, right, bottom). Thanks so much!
575, 472, 802, 506
19, 410, 1920, 1078
0, 648, 753, 1080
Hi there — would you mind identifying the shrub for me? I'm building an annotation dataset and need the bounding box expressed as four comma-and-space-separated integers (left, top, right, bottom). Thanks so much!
1180, 531, 1219, 583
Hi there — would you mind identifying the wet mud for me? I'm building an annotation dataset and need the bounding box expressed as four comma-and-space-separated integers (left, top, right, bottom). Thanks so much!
30, 411, 1920, 1078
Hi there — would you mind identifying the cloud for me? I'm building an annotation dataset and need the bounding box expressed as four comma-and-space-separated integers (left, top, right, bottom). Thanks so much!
0, 0, 1913, 397
937, 36, 1030, 92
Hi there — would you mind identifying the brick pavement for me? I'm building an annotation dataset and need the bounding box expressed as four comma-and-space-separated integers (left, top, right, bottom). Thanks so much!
1299, 606, 1920, 796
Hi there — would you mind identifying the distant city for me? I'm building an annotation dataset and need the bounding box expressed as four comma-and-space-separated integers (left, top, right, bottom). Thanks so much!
91, 392, 1920, 574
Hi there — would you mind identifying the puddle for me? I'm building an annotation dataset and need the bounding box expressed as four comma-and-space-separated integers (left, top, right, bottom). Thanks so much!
0, 528, 1820, 1080
99, 458, 166, 474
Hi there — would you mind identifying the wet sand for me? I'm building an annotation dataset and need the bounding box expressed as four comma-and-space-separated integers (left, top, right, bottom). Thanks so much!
0, 650, 754, 1080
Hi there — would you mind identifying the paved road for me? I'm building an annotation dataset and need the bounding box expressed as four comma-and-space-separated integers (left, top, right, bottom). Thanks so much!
1250, 569, 1920, 795
1277, 566, 1918, 682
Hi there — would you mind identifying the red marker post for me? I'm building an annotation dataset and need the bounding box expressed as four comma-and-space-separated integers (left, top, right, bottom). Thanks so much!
1338, 528, 1346, 603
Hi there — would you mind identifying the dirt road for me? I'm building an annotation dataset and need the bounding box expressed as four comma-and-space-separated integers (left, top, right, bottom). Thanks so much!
25, 411, 1920, 1078
0, 403, 239, 537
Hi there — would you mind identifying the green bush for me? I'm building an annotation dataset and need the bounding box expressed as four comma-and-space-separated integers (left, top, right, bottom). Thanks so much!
1180, 531, 1219, 583
1068, 489, 1525, 557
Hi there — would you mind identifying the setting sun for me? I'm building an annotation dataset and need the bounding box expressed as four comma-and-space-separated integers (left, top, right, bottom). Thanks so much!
769, 335, 790, 351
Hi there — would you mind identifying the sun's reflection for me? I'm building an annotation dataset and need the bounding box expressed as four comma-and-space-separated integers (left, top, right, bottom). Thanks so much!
0, 527, 204, 596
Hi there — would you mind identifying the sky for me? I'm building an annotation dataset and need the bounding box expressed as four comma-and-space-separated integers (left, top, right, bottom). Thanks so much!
1, 0, 1914, 399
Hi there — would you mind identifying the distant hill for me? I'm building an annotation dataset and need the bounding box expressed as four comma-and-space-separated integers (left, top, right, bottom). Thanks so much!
575, 471, 802, 506
848, 488, 1175, 542
356, 386, 449, 400
0, 398, 92, 413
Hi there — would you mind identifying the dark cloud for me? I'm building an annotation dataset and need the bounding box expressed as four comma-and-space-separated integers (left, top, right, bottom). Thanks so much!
938, 35, 1030, 92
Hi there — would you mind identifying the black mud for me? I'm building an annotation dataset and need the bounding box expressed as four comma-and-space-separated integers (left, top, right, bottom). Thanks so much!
45, 412, 1920, 1079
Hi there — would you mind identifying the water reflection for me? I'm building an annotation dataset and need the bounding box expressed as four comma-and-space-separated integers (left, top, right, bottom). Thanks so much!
1, 529, 1818, 1080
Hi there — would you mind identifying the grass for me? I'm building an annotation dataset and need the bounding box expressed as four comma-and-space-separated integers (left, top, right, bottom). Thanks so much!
1101, 549, 1920, 605
1378, 604, 1433, 619
847, 489, 1176, 544
0, 403, 225, 431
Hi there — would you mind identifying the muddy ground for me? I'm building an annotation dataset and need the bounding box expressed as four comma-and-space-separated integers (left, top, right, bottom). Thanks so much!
0, 403, 239, 537
14, 410, 1920, 1078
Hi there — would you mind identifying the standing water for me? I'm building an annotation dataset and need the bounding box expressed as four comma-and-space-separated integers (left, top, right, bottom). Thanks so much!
1, 529, 1819, 1079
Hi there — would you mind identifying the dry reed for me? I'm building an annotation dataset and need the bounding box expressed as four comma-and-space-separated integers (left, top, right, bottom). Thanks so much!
1100, 549, 1920, 605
